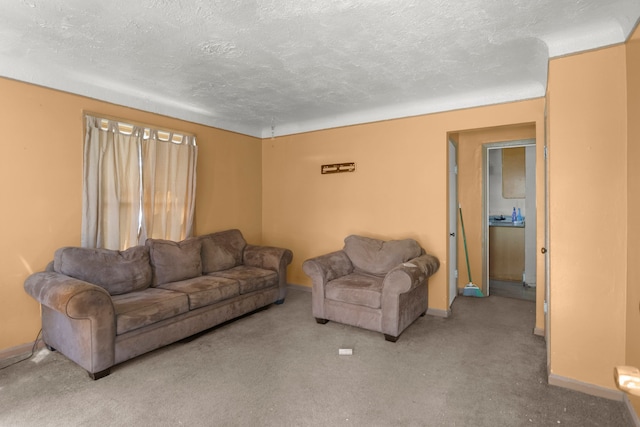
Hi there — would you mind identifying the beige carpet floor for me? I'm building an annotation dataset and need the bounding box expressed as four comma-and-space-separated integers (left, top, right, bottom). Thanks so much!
0, 288, 634, 426
489, 279, 536, 302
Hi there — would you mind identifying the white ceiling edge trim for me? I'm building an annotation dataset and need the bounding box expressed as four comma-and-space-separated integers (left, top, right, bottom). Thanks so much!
2, 19, 626, 141
1, 62, 545, 140
0, 62, 264, 138
262, 82, 546, 138
544, 19, 626, 58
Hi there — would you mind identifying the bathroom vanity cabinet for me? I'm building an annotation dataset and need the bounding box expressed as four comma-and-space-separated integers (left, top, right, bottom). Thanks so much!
489, 224, 525, 282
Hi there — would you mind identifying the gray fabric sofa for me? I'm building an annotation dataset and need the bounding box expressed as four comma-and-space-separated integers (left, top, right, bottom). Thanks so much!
302, 235, 439, 342
24, 229, 292, 379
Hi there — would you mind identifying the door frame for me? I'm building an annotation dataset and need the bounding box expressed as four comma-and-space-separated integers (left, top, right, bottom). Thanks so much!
482, 139, 536, 296
448, 139, 458, 307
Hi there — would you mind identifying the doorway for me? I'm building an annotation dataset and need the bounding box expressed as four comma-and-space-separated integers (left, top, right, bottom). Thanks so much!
484, 140, 536, 301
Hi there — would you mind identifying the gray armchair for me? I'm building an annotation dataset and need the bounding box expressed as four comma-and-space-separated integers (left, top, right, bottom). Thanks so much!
302, 235, 440, 342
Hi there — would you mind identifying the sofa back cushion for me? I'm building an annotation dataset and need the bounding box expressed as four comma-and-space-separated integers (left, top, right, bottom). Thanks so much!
343, 235, 422, 276
200, 229, 247, 274
54, 246, 152, 295
146, 237, 202, 286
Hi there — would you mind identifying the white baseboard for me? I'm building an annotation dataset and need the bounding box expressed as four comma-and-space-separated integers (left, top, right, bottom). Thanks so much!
0, 340, 44, 362
287, 283, 311, 292
548, 373, 625, 401
623, 395, 640, 427
427, 308, 451, 318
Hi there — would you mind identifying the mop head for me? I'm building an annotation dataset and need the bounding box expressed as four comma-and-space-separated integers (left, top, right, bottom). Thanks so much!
463, 283, 484, 297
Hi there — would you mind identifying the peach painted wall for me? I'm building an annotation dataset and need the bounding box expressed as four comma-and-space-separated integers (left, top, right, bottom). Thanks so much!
262, 99, 545, 318
626, 26, 640, 412
0, 77, 262, 352
547, 45, 628, 390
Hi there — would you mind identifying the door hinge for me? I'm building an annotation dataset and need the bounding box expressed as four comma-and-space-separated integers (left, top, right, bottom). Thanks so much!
544, 146, 548, 159
455, 269, 458, 279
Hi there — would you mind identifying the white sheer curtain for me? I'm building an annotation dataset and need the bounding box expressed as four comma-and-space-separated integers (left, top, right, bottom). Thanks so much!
82, 116, 143, 250
82, 115, 197, 250
140, 131, 197, 243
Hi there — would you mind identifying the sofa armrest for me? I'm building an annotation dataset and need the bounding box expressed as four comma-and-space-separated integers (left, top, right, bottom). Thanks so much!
24, 271, 116, 374
25, 272, 114, 318
243, 244, 293, 272
243, 244, 293, 302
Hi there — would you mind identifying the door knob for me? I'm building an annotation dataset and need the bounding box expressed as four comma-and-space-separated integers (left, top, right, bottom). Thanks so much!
450, 233, 455, 237
541, 247, 547, 254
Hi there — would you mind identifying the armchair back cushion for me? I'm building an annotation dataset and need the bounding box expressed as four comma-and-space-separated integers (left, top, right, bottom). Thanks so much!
343, 235, 422, 276
200, 229, 247, 273
146, 238, 202, 286
53, 246, 152, 295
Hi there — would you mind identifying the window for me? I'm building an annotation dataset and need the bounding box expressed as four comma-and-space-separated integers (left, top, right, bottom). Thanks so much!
82, 114, 197, 250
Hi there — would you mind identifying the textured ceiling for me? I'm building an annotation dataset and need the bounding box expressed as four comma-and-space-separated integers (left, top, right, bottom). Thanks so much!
1, 0, 638, 137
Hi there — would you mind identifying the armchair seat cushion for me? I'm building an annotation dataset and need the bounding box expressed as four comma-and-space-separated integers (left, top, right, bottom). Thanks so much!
112, 288, 189, 335
325, 273, 383, 309
157, 276, 240, 310
208, 266, 278, 295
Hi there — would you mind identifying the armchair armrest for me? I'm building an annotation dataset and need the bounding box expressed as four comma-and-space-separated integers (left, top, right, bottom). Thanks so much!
243, 244, 293, 302
381, 253, 440, 338
411, 253, 440, 277
302, 250, 354, 284
382, 253, 440, 296
303, 250, 354, 319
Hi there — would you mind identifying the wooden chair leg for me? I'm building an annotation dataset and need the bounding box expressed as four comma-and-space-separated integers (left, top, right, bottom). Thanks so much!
384, 334, 399, 343
88, 368, 111, 380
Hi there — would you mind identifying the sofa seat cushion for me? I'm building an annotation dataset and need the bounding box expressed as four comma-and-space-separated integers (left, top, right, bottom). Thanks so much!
208, 266, 278, 294
325, 273, 383, 309
112, 288, 189, 335
157, 276, 240, 310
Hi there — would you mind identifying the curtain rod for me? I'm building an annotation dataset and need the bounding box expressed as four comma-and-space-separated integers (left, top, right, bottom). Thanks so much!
83, 110, 196, 138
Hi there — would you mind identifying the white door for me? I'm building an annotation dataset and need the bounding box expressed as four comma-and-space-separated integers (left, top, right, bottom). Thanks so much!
448, 140, 458, 306
544, 133, 551, 373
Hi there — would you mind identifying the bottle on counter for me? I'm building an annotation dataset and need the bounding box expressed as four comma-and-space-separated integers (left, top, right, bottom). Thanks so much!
511, 207, 517, 223
516, 208, 523, 222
